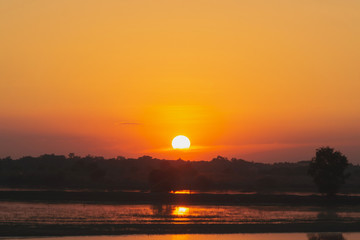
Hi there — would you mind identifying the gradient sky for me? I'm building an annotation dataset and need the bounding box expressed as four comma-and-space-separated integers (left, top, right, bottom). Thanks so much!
1, 0, 360, 163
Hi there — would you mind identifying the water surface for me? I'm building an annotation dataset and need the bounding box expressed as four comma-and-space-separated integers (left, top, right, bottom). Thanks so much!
1, 201, 360, 225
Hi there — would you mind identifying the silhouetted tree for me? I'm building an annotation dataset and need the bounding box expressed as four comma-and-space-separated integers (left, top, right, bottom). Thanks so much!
308, 147, 349, 196
212, 156, 229, 162
194, 174, 214, 190
2, 153, 360, 192
90, 167, 106, 182
139, 155, 153, 161
148, 168, 179, 192
2, 156, 12, 161
116, 156, 126, 161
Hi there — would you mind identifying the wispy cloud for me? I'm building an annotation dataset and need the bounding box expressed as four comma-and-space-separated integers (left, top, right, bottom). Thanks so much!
116, 122, 141, 126
150, 145, 212, 153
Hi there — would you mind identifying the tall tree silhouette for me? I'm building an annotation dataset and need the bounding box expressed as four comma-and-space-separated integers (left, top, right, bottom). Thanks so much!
148, 167, 179, 192
308, 147, 349, 196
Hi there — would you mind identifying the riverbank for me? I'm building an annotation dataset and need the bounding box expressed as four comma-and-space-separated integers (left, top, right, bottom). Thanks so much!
1, 191, 360, 237
0, 190, 360, 206
1, 222, 360, 236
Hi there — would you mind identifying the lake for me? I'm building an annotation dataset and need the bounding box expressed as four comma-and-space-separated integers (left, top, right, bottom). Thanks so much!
1, 200, 360, 236
1, 201, 360, 225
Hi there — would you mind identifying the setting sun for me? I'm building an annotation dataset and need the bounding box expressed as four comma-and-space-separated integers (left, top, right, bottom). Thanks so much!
172, 135, 191, 149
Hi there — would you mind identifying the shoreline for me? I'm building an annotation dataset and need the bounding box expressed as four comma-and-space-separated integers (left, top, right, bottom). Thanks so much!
1, 223, 360, 236
1, 191, 360, 237
1, 190, 360, 206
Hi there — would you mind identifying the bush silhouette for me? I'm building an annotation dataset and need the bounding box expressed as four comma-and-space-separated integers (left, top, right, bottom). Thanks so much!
308, 147, 349, 196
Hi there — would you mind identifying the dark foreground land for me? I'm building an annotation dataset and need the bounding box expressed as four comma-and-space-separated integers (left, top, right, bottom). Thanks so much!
1, 191, 360, 236
2, 222, 360, 237
2, 154, 360, 194
1, 190, 360, 205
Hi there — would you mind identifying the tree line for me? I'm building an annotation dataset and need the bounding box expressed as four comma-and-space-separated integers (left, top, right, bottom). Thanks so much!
0, 147, 357, 195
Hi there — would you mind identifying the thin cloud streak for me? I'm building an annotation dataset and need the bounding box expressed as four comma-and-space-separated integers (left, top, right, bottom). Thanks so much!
116, 122, 141, 125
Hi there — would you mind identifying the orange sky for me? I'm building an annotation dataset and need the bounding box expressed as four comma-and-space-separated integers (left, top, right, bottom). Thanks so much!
1, 0, 360, 162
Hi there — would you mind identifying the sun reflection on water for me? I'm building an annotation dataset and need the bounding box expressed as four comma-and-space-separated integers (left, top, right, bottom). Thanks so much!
173, 206, 189, 216
171, 190, 192, 194
171, 234, 190, 240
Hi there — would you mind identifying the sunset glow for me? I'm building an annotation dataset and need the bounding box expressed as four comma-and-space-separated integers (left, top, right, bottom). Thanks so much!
2, 1, 360, 238
0, 0, 360, 163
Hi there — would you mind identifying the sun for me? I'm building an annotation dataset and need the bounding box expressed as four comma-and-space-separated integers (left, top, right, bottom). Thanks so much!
172, 135, 191, 149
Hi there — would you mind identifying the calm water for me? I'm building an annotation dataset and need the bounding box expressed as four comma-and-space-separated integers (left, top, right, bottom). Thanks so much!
6, 233, 360, 240
1, 201, 360, 225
